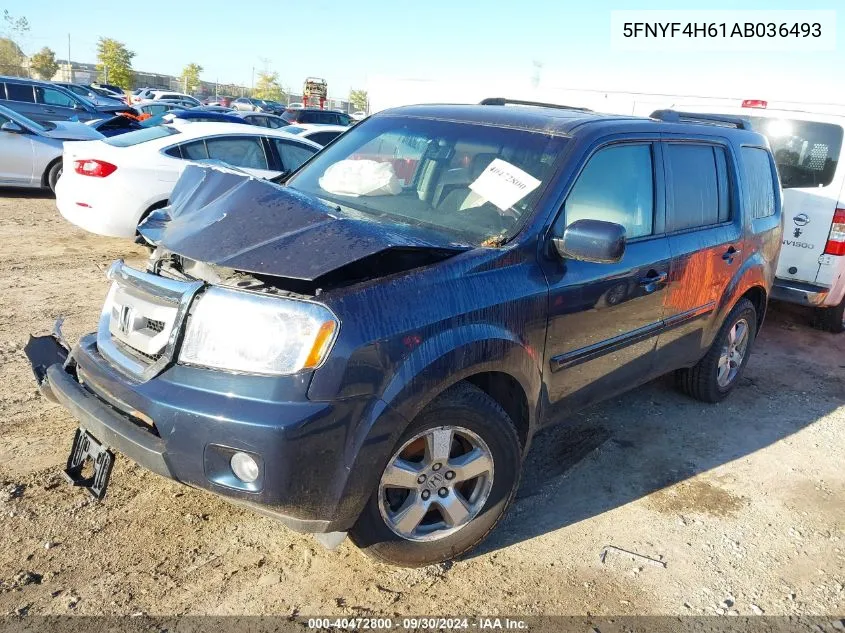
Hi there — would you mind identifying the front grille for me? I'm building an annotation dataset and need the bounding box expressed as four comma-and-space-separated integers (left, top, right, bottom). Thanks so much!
97, 261, 203, 380
145, 318, 165, 333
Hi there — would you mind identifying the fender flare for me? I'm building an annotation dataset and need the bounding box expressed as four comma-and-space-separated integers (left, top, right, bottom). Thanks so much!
327, 324, 542, 530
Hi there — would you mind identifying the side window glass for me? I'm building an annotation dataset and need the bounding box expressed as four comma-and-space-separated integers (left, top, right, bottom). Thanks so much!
564, 144, 654, 239
164, 145, 183, 159
665, 144, 730, 231
741, 147, 777, 219
37, 88, 76, 107
6, 83, 35, 103
272, 139, 317, 172
180, 140, 209, 160
205, 136, 268, 169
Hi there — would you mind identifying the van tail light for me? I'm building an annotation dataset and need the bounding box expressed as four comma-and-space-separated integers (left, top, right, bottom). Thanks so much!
824, 208, 845, 255
742, 99, 768, 109
74, 160, 117, 178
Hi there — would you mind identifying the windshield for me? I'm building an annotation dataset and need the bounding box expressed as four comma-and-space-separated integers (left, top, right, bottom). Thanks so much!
286, 115, 566, 245
746, 116, 843, 189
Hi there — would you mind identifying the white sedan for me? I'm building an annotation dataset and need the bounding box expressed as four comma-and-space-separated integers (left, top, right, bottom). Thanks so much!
56, 122, 321, 238
281, 124, 348, 146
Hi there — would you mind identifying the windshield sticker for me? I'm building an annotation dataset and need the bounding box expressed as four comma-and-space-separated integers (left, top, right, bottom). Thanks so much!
468, 158, 541, 211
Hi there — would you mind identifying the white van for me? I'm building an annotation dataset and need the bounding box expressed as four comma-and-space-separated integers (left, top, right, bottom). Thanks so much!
680, 101, 845, 332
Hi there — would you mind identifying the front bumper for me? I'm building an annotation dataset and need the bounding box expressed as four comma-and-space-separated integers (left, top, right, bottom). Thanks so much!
26, 331, 396, 534
770, 278, 830, 307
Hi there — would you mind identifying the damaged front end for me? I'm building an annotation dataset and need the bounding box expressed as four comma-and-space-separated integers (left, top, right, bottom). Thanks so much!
138, 163, 469, 295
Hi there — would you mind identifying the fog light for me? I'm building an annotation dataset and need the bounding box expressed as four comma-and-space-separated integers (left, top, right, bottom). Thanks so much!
230, 452, 259, 483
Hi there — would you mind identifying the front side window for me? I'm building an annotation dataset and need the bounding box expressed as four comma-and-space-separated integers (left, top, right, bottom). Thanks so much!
564, 144, 654, 239
747, 117, 842, 189
287, 115, 566, 245
36, 87, 77, 108
205, 136, 268, 169
665, 144, 730, 231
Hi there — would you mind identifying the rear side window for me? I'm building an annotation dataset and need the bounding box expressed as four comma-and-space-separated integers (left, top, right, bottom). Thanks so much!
105, 125, 181, 147
205, 136, 268, 169
564, 144, 654, 239
741, 147, 777, 219
180, 140, 209, 160
748, 117, 843, 189
5, 83, 34, 103
271, 139, 317, 171
665, 144, 731, 232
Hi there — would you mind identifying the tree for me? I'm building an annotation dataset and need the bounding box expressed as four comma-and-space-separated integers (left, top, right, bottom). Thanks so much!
349, 89, 368, 112
0, 38, 25, 76
96, 37, 135, 89
29, 46, 58, 79
180, 62, 203, 94
2, 9, 29, 38
0, 10, 29, 77
252, 71, 286, 102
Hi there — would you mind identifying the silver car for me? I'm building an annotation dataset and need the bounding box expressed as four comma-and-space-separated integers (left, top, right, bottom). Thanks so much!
0, 104, 104, 192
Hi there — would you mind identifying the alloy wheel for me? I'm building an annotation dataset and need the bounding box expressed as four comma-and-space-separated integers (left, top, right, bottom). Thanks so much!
378, 426, 494, 542
717, 318, 750, 388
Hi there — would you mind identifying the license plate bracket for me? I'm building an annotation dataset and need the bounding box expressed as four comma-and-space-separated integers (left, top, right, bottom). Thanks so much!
63, 429, 114, 500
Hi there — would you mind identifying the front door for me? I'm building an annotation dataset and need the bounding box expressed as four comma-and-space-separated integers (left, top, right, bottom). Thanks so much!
542, 141, 670, 422
0, 112, 34, 185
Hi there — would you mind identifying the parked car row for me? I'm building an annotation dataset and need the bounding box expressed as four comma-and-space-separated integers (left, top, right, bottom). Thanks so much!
25, 98, 789, 567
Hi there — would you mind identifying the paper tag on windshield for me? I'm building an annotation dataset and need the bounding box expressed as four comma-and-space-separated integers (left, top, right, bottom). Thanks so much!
468, 158, 542, 211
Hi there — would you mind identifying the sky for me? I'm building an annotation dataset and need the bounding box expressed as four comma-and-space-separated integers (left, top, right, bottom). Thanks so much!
3, 0, 844, 103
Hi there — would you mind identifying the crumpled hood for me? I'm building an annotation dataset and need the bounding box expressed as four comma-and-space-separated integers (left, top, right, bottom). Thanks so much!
151, 164, 469, 281
41, 120, 105, 141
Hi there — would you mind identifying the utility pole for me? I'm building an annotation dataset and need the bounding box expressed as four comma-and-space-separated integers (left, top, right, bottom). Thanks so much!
67, 33, 72, 82
251, 67, 255, 95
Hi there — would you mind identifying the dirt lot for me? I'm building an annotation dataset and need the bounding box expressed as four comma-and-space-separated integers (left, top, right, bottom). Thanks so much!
0, 190, 843, 618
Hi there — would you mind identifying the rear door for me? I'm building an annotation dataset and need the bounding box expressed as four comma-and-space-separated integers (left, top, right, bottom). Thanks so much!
656, 139, 744, 366
749, 116, 845, 284
3, 82, 41, 121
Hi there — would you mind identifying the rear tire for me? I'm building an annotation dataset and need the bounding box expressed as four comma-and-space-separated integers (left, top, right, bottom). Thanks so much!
350, 382, 521, 567
815, 296, 845, 334
675, 298, 757, 403
46, 161, 62, 193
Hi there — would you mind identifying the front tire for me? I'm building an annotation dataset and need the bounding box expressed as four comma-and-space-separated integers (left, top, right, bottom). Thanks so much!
46, 161, 62, 193
675, 298, 757, 403
350, 382, 521, 567
814, 296, 845, 334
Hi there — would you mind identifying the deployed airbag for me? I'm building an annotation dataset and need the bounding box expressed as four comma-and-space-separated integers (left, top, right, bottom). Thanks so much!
318, 159, 402, 197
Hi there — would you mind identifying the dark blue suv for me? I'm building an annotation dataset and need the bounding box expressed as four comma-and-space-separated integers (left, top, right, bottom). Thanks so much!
26, 99, 782, 566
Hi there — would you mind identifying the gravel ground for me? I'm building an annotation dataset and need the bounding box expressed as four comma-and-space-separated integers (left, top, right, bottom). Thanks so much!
0, 190, 842, 618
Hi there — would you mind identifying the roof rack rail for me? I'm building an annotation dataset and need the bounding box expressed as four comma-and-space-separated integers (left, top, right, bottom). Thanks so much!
650, 109, 750, 130
480, 97, 593, 113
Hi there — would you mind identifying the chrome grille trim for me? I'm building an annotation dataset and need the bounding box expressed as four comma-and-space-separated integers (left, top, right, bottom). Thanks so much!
97, 260, 203, 381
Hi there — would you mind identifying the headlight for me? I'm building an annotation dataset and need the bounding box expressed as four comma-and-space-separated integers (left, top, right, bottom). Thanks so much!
179, 287, 338, 376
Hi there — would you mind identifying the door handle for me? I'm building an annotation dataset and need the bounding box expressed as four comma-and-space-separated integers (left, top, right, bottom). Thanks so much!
722, 246, 741, 262
638, 271, 668, 289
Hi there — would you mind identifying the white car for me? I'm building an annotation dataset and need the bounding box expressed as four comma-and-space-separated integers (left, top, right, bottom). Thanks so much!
351, 111, 367, 121
148, 91, 202, 107
56, 123, 321, 238
685, 100, 845, 332
281, 123, 348, 146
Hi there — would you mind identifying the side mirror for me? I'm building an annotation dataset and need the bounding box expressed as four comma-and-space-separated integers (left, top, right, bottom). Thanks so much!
1, 121, 24, 134
552, 219, 627, 264
73, 102, 86, 111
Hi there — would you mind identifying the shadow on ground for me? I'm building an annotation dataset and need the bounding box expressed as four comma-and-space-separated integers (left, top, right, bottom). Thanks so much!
468, 300, 845, 557
0, 187, 54, 199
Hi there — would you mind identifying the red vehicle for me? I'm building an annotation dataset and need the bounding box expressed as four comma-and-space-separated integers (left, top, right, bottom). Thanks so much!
204, 95, 233, 107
